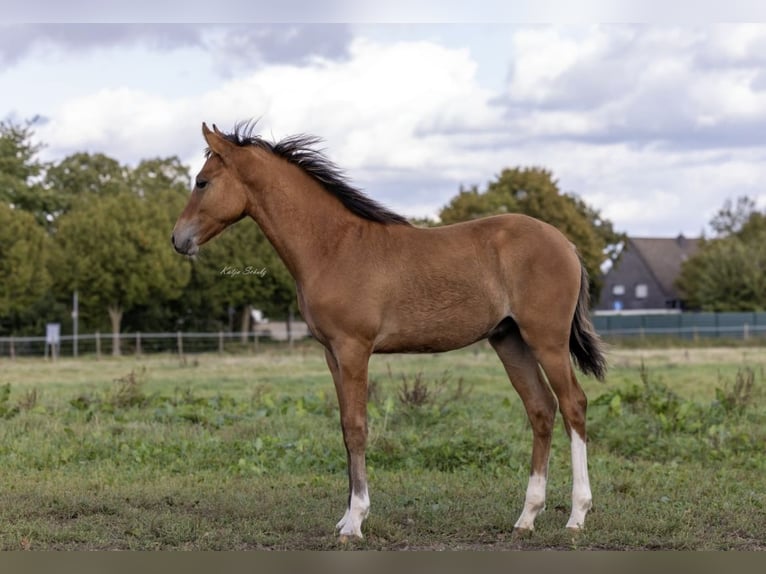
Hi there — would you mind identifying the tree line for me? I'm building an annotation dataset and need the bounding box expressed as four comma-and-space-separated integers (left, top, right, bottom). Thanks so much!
676, 196, 766, 311
1, 118, 761, 347
0, 118, 295, 351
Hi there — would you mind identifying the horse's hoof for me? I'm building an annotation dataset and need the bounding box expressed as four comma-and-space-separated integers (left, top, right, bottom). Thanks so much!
512, 527, 533, 539
338, 533, 362, 544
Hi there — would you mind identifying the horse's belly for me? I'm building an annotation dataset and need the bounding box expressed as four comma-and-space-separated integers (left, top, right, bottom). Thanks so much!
372, 312, 498, 354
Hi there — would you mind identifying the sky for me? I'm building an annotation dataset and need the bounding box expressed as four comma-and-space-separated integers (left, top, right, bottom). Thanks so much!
3, 20, 766, 237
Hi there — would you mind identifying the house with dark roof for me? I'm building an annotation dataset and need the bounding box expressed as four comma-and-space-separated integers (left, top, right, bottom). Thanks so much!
597, 235, 700, 312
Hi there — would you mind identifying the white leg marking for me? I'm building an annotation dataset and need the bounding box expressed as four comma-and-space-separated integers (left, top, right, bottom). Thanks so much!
336, 488, 370, 539
514, 472, 547, 531
335, 508, 350, 531
566, 431, 592, 530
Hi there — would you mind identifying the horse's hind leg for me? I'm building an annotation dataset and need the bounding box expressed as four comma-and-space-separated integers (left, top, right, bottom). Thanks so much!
532, 341, 592, 531
489, 321, 557, 532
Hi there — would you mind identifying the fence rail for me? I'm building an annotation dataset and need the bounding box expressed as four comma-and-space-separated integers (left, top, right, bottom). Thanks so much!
0, 325, 312, 359
593, 311, 766, 341
2, 312, 766, 359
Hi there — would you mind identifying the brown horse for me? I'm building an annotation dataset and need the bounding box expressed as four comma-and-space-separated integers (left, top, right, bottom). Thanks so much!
172, 122, 607, 540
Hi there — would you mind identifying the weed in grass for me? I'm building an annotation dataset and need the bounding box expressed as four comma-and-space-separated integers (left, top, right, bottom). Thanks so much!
388, 366, 473, 415
715, 366, 757, 415
18, 387, 39, 412
367, 377, 383, 406
179, 356, 200, 368
109, 367, 148, 409
249, 383, 272, 407
0, 383, 20, 419
398, 371, 433, 407
0, 383, 42, 418
590, 361, 765, 465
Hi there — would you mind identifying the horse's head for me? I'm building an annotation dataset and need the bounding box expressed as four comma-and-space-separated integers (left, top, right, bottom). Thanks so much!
171, 123, 249, 255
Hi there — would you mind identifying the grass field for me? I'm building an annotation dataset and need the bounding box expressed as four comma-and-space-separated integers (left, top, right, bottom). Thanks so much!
0, 342, 764, 550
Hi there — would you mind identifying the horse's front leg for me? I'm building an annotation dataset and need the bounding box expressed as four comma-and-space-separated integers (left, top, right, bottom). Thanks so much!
324, 343, 371, 541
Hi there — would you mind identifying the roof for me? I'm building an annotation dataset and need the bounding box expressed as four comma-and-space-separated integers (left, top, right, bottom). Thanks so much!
628, 236, 700, 297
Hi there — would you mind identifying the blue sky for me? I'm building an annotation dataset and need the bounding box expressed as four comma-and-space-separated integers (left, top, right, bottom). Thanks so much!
2, 20, 766, 237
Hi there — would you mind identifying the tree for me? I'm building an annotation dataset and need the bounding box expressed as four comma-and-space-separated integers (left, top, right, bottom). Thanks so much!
0, 203, 53, 334
0, 118, 58, 226
710, 195, 758, 237
42, 152, 129, 226
129, 156, 191, 199
53, 191, 191, 355
117, 157, 195, 333
677, 198, 766, 311
439, 167, 625, 301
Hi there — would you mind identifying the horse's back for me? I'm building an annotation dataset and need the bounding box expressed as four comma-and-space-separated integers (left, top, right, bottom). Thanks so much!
367, 213, 581, 353
405, 213, 579, 280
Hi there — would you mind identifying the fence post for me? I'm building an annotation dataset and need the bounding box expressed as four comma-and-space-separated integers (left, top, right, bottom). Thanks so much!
715, 313, 720, 339
136, 332, 142, 356
177, 331, 184, 359
218, 330, 224, 355
9, 336, 15, 360
744, 323, 750, 341
288, 307, 294, 351
96, 331, 101, 359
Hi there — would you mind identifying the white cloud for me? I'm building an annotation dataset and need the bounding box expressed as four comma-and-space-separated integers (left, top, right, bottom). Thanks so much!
25, 25, 766, 238
37, 36, 503, 190
704, 23, 766, 64
504, 25, 766, 145
41, 88, 184, 157
241, 38, 502, 166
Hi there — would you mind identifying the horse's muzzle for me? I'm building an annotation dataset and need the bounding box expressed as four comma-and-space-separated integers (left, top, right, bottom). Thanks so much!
171, 232, 197, 256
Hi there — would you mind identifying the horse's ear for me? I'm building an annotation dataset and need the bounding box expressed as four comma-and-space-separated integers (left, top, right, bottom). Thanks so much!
202, 122, 232, 158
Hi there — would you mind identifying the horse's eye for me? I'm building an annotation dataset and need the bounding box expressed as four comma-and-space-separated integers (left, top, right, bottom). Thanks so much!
196, 178, 208, 190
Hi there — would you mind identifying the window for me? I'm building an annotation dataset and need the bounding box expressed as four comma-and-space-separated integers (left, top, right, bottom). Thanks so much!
635, 284, 648, 299
612, 284, 625, 296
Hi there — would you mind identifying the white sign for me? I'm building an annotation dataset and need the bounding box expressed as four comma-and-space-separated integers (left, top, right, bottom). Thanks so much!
46, 323, 61, 345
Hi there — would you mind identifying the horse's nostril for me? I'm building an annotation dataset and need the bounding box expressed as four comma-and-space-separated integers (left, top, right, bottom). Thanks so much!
171, 233, 176, 247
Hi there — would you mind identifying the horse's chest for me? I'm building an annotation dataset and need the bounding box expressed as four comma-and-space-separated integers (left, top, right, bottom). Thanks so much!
295, 286, 326, 344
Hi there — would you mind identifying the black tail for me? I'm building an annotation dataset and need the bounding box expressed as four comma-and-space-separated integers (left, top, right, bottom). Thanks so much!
570, 262, 607, 381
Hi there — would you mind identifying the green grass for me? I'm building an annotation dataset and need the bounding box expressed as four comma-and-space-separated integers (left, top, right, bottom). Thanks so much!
0, 343, 764, 550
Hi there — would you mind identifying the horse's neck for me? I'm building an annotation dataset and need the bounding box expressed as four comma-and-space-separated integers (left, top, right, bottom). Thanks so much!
242, 152, 362, 282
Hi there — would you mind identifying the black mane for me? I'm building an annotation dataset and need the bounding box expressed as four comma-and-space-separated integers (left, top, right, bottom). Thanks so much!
217, 122, 411, 226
